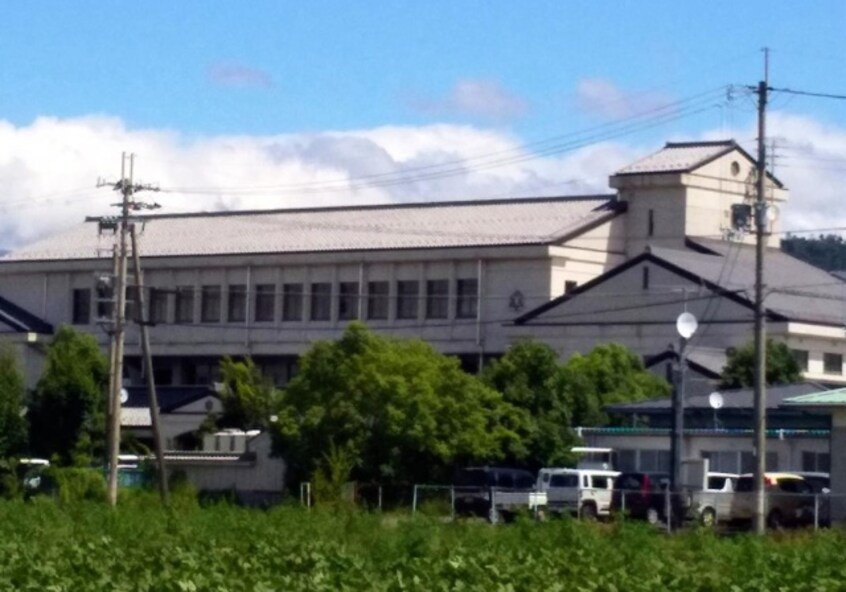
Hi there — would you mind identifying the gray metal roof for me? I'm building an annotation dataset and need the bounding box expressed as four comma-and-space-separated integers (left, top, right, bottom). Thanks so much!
2, 195, 618, 261
607, 382, 828, 413
614, 141, 736, 175
653, 239, 846, 325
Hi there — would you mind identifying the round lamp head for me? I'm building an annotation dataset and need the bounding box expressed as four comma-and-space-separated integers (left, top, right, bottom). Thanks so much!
676, 312, 699, 339
709, 392, 724, 410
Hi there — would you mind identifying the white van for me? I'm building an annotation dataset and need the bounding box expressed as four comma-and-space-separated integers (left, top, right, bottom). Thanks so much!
537, 468, 620, 519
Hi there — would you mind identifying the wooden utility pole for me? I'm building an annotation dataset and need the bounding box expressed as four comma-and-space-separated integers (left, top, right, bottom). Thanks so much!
752, 49, 770, 535
130, 225, 170, 505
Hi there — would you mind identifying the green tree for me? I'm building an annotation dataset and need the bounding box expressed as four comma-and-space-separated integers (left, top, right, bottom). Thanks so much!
0, 346, 28, 458
558, 343, 671, 427
482, 340, 579, 468
218, 356, 279, 430
720, 339, 802, 389
274, 323, 527, 486
28, 326, 108, 466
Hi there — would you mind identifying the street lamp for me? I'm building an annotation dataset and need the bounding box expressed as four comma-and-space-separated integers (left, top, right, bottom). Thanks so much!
671, 312, 698, 497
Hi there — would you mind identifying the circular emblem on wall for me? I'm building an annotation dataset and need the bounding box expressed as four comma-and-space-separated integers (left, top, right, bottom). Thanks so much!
508, 290, 525, 312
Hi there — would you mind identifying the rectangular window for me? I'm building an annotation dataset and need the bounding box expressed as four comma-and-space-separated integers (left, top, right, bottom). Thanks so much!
648, 209, 655, 237
615, 449, 637, 473
200, 285, 221, 323
338, 282, 359, 321
642, 266, 650, 290
72, 289, 91, 325
254, 284, 275, 323
367, 281, 389, 320
95, 278, 113, 321
564, 280, 578, 294
124, 285, 139, 323
425, 279, 449, 319
227, 284, 247, 323
175, 286, 195, 324
396, 280, 419, 320
310, 282, 332, 321
802, 451, 831, 472
701, 450, 740, 474
282, 283, 303, 321
824, 352, 843, 375
791, 349, 809, 372
456, 278, 478, 319
150, 287, 169, 324
638, 449, 670, 473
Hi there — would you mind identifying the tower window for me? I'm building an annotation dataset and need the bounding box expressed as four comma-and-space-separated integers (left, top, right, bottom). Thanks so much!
648, 209, 655, 237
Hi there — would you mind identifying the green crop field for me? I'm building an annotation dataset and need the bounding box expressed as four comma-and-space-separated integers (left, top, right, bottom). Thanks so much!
1, 497, 844, 591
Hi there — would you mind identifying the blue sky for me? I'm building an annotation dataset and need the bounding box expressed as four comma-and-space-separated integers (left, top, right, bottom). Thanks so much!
1, 2, 845, 247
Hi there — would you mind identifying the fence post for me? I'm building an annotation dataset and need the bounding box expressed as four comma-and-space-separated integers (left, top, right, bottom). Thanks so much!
412, 484, 419, 516
621, 490, 626, 514
665, 489, 671, 534
814, 494, 819, 531
450, 486, 456, 520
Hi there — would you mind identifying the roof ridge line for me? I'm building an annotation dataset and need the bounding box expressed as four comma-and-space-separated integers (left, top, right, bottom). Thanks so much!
84, 193, 617, 222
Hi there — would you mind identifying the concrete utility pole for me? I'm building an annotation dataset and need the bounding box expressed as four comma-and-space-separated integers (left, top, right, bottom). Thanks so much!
106, 153, 132, 507
98, 153, 160, 507
752, 48, 770, 535
130, 225, 170, 505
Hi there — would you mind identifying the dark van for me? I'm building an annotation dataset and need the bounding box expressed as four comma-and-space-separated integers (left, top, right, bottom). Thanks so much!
453, 467, 535, 520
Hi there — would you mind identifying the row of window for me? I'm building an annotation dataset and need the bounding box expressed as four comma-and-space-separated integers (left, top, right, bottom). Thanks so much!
72, 278, 479, 325
791, 349, 843, 375
616, 448, 829, 475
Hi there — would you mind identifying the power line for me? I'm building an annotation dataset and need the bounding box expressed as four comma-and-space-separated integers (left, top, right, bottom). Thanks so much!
772, 87, 846, 101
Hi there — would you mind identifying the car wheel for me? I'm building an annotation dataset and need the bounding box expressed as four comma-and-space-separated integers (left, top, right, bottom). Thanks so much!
646, 507, 660, 525
700, 507, 717, 528
767, 509, 784, 530
580, 503, 598, 521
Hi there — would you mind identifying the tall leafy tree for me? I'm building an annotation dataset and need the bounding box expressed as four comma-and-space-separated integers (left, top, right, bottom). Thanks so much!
482, 340, 579, 468
557, 343, 671, 427
28, 326, 108, 466
0, 346, 28, 458
274, 323, 528, 486
720, 339, 802, 389
218, 356, 280, 430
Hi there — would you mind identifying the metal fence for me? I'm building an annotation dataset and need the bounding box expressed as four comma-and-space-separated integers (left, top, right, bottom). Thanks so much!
297, 482, 845, 533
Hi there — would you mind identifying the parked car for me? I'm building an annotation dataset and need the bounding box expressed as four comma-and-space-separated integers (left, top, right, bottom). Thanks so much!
611, 472, 671, 524
730, 473, 815, 529
690, 472, 739, 527
537, 468, 619, 519
453, 467, 541, 522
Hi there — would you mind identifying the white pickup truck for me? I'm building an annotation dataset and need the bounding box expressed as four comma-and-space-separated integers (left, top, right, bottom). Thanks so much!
537, 468, 619, 519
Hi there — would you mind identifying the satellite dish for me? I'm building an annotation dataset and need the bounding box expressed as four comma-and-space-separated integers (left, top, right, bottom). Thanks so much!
709, 392, 724, 410
676, 312, 698, 339
120, 388, 129, 405
766, 203, 780, 223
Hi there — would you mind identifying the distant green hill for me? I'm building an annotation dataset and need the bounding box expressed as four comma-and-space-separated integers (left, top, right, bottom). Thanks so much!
781, 234, 846, 272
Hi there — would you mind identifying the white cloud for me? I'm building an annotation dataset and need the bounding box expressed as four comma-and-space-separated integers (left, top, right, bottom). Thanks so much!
0, 116, 631, 248
408, 79, 528, 120
575, 78, 674, 121
2, 111, 842, 251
